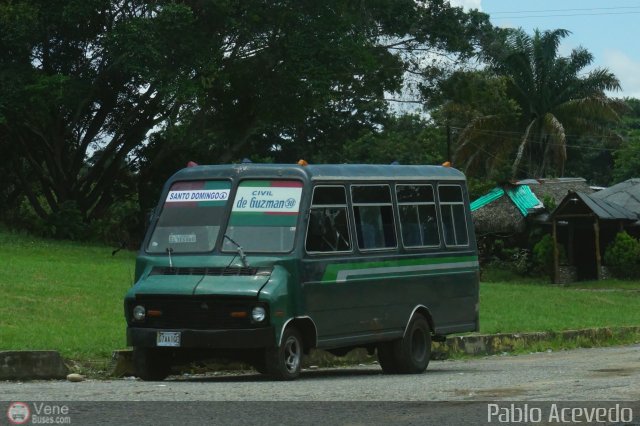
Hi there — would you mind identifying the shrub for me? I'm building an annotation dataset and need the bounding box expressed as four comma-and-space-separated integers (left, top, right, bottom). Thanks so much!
87, 195, 142, 247
532, 234, 566, 276
542, 194, 556, 211
604, 231, 640, 279
48, 201, 87, 240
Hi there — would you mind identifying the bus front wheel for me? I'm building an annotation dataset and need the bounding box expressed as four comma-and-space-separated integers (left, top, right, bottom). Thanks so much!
264, 327, 303, 380
377, 314, 431, 374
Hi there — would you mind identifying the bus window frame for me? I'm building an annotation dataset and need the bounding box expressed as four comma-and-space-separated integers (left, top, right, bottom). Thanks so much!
350, 183, 399, 253
221, 178, 304, 255
304, 185, 354, 255
395, 183, 441, 250
145, 178, 233, 255
437, 183, 470, 248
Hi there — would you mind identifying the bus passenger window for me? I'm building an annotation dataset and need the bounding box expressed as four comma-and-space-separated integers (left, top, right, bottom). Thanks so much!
438, 185, 469, 246
396, 185, 439, 248
351, 185, 397, 250
305, 186, 352, 253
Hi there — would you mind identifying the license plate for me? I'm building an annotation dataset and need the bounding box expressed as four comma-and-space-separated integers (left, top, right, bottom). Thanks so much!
156, 331, 181, 347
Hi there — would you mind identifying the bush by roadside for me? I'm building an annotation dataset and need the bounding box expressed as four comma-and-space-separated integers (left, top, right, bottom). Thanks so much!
604, 231, 640, 279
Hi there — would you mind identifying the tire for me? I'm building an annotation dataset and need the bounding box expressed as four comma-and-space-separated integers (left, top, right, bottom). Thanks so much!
133, 347, 171, 381
264, 327, 303, 380
377, 341, 400, 373
378, 314, 431, 374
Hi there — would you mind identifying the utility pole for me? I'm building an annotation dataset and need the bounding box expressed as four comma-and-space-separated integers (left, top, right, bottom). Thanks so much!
446, 124, 451, 165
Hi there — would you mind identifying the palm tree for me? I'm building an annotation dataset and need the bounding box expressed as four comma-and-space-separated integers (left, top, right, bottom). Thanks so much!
454, 28, 622, 179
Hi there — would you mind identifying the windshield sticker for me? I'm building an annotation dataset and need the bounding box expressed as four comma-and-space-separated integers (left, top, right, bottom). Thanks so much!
166, 189, 229, 203
165, 180, 231, 207
233, 187, 301, 213
229, 180, 303, 226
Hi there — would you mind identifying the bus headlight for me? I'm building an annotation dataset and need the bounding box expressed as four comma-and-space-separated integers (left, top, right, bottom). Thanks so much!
251, 306, 266, 322
133, 305, 146, 321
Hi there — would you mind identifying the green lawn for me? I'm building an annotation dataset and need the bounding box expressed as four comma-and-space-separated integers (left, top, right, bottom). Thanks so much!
480, 282, 640, 333
1, 227, 639, 362
0, 228, 135, 360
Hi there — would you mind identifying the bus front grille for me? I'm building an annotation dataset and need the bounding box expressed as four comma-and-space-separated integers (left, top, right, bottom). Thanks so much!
132, 298, 265, 330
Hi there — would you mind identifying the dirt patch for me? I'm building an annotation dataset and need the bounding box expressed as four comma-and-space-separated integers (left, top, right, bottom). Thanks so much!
590, 367, 636, 377
452, 387, 527, 399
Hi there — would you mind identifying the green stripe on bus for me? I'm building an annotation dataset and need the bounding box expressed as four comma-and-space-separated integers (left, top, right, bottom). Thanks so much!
350, 267, 476, 281
321, 255, 478, 282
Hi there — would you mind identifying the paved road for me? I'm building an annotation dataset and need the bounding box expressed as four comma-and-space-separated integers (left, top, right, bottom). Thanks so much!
2, 345, 639, 425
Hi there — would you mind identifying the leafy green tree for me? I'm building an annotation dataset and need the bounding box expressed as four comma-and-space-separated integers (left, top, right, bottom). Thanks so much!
427, 70, 520, 180
563, 133, 617, 186
612, 98, 640, 183
0, 0, 495, 235
340, 114, 445, 165
0, 0, 205, 226
454, 28, 622, 179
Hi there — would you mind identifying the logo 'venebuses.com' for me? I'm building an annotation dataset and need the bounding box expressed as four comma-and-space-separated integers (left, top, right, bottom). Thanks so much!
7, 401, 31, 425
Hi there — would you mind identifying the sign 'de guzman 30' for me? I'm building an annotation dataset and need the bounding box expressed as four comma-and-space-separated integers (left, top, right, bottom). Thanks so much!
232, 180, 302, 214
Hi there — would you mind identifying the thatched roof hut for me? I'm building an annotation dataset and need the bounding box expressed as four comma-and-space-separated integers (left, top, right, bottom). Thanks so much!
472, 189, 528, 235
471, 178, 593, 236
525, 178, 594, 208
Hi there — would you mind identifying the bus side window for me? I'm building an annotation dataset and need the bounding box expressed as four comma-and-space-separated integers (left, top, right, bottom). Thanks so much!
351, 185, 397, 250
437, 185, 469, 246
305, 186, 352, 253
396, 184, 440, 248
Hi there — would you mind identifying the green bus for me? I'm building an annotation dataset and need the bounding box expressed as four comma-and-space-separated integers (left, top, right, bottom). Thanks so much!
124, 163, 479, 380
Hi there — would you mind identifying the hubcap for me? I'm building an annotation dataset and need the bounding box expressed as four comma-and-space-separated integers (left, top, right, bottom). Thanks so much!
283, 336, 301, 373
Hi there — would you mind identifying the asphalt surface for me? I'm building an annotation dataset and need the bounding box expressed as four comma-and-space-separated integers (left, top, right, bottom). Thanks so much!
1, 344, 639, 425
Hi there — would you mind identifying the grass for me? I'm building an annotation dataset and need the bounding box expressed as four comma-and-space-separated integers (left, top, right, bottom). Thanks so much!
480, 264, 640, 333
0, 228, 135, 361
480, 282, 640, 334
482, 264, 640, 290
1, 227, 639, 366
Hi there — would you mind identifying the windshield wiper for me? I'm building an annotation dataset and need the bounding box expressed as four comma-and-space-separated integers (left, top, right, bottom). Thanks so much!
223, 235, 249, 268
166, 247, 174, 269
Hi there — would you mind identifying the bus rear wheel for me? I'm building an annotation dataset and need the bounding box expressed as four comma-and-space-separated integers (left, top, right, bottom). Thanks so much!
133, 347, 171, 381
264, 327, 303, 380
377, 314, 431, 374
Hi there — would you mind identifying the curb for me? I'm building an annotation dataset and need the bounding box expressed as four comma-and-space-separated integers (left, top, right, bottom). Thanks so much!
431, 326, 640, 359
109, 326, 640, 377
0, 351, 69, 380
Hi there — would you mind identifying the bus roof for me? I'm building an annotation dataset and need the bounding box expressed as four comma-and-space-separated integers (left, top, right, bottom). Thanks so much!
169, 163, 466, 183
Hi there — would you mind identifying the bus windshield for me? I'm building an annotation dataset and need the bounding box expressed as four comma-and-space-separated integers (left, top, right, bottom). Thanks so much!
223, 180, 303, 253
147, 180, 231, 253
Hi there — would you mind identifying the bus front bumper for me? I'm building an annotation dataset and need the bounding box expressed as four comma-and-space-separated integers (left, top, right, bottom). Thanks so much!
127, 326, 275, 349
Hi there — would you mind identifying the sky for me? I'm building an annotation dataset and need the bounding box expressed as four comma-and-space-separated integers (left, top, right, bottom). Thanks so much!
451, 0, 640, 99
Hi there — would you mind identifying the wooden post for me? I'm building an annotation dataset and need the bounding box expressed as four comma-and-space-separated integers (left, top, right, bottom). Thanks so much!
552, 220, 559, 283
594, 218, 602, 280
567, 223, 574, 265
